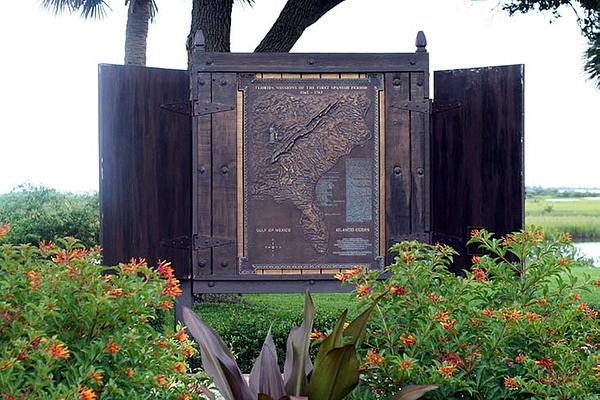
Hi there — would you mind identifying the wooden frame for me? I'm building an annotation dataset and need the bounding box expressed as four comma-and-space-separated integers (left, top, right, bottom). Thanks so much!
189, 31, 430, 294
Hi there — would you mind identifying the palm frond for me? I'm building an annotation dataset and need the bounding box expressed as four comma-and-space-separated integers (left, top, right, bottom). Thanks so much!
39, 0, 110, 19
584, 33, 600, 88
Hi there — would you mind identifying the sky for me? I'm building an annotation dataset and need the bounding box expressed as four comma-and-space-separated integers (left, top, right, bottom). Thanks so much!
0, 0, 599, 193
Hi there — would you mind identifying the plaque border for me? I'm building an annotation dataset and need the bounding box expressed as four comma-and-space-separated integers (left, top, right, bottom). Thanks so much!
237, 73, 384, 274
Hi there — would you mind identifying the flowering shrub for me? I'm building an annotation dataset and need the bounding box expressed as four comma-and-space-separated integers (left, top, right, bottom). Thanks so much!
340, 229, 600, 399
0, 225, 208, 399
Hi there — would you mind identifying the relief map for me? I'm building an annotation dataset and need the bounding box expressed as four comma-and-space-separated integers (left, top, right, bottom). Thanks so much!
241, 75, 382, 272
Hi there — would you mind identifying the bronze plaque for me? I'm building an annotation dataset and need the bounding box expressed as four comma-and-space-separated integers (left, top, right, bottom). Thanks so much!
239, 75, 383, 273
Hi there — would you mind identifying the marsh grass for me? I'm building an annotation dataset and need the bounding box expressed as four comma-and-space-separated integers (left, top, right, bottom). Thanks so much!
526, 198, 600, 239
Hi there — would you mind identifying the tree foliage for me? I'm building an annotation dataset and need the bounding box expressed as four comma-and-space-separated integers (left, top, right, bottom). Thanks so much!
501, 0, 600, 86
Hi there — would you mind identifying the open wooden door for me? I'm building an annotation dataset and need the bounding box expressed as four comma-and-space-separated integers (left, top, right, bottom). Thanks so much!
431, 65, 524, 271
98, 64, 192, 280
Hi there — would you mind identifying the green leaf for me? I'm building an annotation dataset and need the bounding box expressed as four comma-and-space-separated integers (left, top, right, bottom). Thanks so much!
182, 307, 254, 400
343, 297, 381, 344
386, 385, 438, 400
313, 309, 347, 371
306, 344, 359, 400
283, 290, 314, 396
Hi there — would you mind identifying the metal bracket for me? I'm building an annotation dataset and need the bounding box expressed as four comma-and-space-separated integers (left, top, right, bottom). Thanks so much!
160, 234, 233, 250
391, 99, 431, 114
431, 100, 463, 114
160, 101, 234, 116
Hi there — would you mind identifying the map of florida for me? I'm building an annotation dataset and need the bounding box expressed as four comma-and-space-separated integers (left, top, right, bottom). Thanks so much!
248, 91, 373, 254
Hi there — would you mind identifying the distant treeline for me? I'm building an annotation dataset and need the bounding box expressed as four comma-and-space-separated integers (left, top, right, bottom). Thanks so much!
526, 187, 600, 199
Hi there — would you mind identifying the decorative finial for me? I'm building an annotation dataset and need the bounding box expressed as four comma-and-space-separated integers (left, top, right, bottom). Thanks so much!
416, 31, 427, 52
194, 30, 205, 51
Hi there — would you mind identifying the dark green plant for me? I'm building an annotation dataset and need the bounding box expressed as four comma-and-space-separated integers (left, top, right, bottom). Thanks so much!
0, 185, 99, 247
183, 292, 437, 400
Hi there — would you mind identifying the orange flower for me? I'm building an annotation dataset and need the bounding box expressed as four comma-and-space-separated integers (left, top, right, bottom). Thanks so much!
356, 284, 372, 298
558, 258, 570, 266
48, 342, 70, 359
440, 319, 456, 330
183, 347, 196, 358
52, 248, 87, 263
471, 267, 486, 281
501, 307, 523, 321
344, 266, 363, 277
176, 395, 192, 400
558, 232, 572, 243
175, 330, 188, 342
595, 278, 600, 287
525, 312, 539, 322
90, 371, 103, 383
387, 285, 406, 295
173, 362, 186, 373
365, 349, 384, 366
310, 330, 326, 340
515, 354, 525, 363
39, 240, 55, 253
0, 361, 14, 370
399, 335, 415, 346
0, 223, 12, 239
593, 364, 600, 377
125, 368, 134, 378
78, 387, 97, 400
66, 265, 80, 278
109, 288, 124, 297
398, 358, 414, 370
334, 273, 348, 282
471, 256, 480, 264
159, 301, 173, 310
536, 358, 554, 369
157, 340, 168, 348
156, 374, 168, 387
156, 260, 175, 278
577, 303, 599, 319
436, 311, 449, 322
428, 293, 441, 302
163, 277, 183, 297
483, 308, 494, 317
122, 257, 147, 274
106, 340, 119, 354
537, 298, 549, 307
437, 363, 456, 378
504, 376, 518, 389
24, 270, 41, 290
470, 229, 480, 238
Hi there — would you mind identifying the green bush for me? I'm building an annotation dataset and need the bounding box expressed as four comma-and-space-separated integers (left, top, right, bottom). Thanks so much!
195, 293, 362, 373
0, 185, 99, 247
0, 227, 208, 399
342, 229, 600, 399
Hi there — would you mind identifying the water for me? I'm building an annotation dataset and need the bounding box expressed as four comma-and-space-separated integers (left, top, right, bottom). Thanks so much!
575, 242, 600, 267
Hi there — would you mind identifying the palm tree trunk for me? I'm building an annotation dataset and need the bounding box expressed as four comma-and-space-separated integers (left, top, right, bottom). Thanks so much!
124, 0, 152, 65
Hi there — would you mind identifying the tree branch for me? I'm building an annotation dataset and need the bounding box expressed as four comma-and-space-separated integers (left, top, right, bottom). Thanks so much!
255, 0, 347, 53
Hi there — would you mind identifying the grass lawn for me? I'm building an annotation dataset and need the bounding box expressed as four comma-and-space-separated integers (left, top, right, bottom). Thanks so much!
526, 197, 600, 240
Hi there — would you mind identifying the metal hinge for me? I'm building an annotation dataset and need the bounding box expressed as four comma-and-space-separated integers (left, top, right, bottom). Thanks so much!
160, 234, 234, 250
160, 101, 234, 116
391, 99, 431, 114
431, 100, 463, 114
